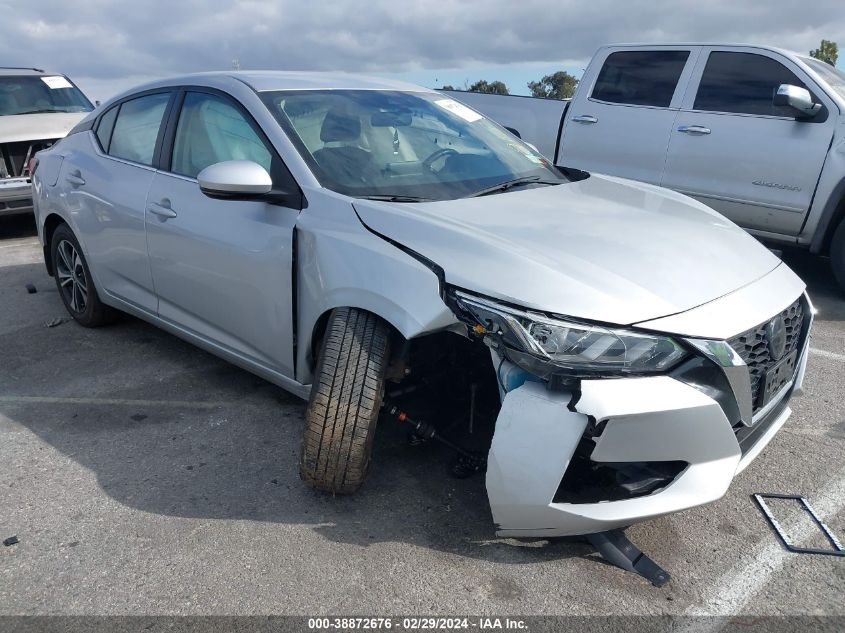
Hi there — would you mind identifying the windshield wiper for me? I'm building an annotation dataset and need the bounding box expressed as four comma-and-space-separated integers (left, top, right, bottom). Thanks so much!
466, 176, 561, 198
12, 109, 69, 115
358, 194, 432, 203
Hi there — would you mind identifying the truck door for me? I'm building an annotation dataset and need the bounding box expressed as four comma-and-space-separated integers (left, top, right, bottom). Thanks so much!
661, 48, 836, 236
558, 47, 698, 184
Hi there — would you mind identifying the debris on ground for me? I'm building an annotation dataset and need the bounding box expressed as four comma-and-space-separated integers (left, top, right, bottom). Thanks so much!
25, 283, 37, 294
3, 536, 19, 546
44, 317, 70, 328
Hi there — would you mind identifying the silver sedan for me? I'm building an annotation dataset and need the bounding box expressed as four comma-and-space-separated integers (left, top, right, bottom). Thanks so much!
31, 72, 812, 543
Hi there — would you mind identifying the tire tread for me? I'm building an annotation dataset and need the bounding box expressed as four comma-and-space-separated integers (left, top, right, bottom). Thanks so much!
300, 307, 390, 494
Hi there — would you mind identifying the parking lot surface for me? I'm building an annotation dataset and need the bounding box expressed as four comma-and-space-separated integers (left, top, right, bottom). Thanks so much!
1, 214, 844, 617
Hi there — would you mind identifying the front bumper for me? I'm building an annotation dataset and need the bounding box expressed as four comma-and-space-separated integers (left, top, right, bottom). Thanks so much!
486, 266, 812, 537
0, 177, 33, 215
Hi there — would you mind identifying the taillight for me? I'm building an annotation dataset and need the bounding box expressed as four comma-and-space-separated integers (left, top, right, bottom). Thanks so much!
27, 157, 39, 177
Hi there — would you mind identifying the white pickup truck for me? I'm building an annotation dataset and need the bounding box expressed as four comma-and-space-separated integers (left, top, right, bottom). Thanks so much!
444, 44, 845, 290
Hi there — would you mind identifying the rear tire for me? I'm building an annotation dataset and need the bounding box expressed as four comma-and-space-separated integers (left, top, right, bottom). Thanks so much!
832, 218, 845, 293
300, 307, 391, 494
50, 223, 116, 327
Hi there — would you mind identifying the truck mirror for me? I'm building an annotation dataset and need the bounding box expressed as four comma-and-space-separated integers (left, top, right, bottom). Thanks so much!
773, 84, 821, 120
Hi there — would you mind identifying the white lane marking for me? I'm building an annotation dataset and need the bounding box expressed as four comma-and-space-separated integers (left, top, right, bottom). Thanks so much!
681, 470, 845, 624
0, 395, 225, 409
810, 348, 845, 362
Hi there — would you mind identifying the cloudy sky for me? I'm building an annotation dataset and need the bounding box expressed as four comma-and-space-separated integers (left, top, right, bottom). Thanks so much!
1, 0, 844, 101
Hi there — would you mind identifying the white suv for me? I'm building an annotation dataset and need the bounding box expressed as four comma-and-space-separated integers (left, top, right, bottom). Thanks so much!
0, 67, 93, 216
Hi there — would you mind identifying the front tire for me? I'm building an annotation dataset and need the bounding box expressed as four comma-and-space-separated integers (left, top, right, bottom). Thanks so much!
50, 223, 115, 327
300, 307, 391, 494
832, 218, 845, 293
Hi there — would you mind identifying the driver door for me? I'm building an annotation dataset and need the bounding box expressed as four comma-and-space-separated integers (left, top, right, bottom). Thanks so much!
661, 48, 836, 235
145, 89, 301, 377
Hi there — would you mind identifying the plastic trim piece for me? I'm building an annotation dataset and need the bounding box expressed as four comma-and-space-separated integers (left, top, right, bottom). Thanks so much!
753, 493, 845, 557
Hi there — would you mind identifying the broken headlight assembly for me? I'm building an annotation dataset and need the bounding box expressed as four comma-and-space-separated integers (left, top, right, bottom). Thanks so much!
450, 290, 687, 378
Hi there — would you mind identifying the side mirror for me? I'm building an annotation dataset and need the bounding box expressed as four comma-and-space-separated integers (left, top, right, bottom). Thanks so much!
197, 160, 273, 199
773, 84, 821, 119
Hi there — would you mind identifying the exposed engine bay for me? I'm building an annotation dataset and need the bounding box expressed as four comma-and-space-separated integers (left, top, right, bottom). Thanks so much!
1, 138, 56, 179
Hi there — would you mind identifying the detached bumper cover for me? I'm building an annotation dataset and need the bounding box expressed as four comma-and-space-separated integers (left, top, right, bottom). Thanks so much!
486, 265, 811, 537
487, 378, 741, 537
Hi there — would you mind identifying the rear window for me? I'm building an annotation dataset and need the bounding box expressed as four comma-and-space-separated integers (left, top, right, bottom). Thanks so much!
592, 50, 690, 107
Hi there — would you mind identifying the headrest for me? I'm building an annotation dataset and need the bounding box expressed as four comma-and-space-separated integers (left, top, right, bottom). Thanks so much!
320, 107, 361, 143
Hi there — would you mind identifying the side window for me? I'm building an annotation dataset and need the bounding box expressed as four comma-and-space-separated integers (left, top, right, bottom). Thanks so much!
592, 51, 690, 107
694, 52, 810, 117
94, 105, 118, 152
171, 92, 272, 179
108, 92, 170, 166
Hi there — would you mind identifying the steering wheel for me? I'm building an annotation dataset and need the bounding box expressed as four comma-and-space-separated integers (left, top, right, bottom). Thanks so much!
422, 147, 458, 172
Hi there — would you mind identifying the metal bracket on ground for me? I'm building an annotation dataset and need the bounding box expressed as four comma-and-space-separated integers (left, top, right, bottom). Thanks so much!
586, 529, 671, 587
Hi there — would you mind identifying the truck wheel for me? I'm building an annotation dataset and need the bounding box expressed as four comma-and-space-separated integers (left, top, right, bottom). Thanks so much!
832, 218, 845, 293
300, 307, 391, 494
50, 223, 116, 327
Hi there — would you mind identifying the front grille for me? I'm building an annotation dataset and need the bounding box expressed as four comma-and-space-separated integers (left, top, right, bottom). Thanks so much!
727, 297, 805, 414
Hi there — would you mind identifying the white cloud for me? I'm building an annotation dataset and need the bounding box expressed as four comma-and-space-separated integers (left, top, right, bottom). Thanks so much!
1, 0, 843, 100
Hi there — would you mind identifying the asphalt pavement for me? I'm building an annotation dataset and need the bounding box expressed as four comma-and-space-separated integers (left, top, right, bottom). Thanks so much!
1, 213, 843, 619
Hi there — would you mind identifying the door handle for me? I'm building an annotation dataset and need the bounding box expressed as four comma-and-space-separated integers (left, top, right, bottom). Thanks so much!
65, 172, 85, 186
148, 200, 177, 219
677, 125, 711, 135
572, 114, 598, 124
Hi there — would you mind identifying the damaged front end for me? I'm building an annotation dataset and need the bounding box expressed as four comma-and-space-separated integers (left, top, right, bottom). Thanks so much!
444, 285, 812, 537
0, 138, 57, 215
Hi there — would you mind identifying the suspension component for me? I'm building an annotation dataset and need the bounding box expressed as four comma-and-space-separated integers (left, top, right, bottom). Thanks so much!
385, 404, 487, 477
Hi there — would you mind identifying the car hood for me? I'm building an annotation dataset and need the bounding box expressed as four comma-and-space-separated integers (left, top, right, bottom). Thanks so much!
352, 174, 782, 325
0, 112, 87, 143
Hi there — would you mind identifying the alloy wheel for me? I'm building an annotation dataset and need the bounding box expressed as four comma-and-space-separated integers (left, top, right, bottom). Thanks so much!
55, 239, 88, 314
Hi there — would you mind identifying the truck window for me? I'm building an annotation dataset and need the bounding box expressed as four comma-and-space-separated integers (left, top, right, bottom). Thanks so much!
694, 52, 810, 117
591, 51, 690, 108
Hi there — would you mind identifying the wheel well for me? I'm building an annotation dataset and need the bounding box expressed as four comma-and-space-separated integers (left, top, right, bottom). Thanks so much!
41, 214, 66, 276
821, 195, 845, 255
307, 307, 405, 374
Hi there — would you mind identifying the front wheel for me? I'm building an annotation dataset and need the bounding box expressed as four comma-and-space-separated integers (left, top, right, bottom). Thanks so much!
300, 307, 391, 494
832, 218, 845, 293
50, 223, 116, 327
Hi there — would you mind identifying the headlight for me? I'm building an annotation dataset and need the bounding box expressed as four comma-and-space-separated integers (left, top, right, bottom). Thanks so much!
452, 290, 687, 377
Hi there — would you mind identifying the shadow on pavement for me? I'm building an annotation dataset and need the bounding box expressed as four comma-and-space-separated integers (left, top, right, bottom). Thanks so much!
1, 260, 585, 565
0, 214, 37, 239
780, 248, 844, 322
1, 217, 841, 566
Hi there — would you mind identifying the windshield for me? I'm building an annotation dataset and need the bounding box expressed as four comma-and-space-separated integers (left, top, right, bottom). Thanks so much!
260, 90, 566, 200
0, 75, 93, 116
799, 57, 845, 101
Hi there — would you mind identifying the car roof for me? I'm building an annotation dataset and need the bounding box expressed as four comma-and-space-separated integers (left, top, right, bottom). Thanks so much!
125, 71, 433, 95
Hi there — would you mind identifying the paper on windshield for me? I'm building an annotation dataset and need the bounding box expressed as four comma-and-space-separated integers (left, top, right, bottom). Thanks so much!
434, 99, 482, 123
41, 76, 73, 89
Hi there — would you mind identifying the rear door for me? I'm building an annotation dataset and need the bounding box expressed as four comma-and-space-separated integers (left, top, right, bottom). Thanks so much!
61, 90, 173, 312
558, 47, 698, 184
661, 47, 837, 236
145, 88, 301, 378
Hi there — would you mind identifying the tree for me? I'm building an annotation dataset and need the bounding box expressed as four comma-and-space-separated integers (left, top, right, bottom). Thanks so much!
439, 84, 456, 91
527, 71, 579, 100
809, 39, 838, 66
468, 79, 509, 95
